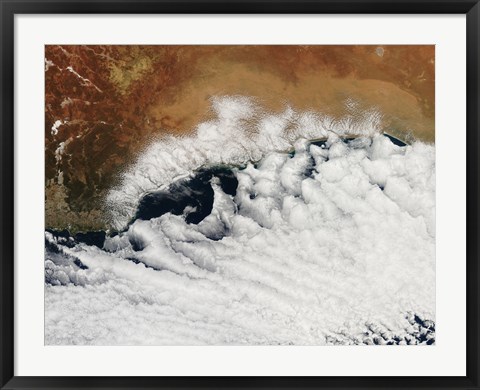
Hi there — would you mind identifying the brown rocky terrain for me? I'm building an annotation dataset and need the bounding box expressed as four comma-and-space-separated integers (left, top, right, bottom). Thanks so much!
45, 45, 434, 232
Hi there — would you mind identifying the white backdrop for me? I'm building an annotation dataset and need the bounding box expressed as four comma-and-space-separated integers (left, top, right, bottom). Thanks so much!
14, 14, 466, 376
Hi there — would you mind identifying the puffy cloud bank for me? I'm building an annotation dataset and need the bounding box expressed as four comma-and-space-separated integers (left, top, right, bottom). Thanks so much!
105, 96, 384, 230
45, 97, 435, 345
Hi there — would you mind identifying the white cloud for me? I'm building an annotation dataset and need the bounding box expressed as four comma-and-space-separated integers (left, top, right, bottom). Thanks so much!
45, 97, 435, 346
105, 96, 383, 230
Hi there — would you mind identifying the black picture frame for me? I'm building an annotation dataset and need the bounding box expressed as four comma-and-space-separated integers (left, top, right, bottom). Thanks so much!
1, 1, 479, 389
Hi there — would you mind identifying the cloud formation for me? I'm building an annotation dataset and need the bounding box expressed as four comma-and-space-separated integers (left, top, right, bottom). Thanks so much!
45, 101, 435, 345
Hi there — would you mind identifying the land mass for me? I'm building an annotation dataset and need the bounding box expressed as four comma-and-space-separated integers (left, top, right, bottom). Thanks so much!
45, 45, 434, 232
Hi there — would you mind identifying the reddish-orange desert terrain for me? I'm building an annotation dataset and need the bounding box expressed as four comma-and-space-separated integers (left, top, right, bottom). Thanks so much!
45, 45, 434, 231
